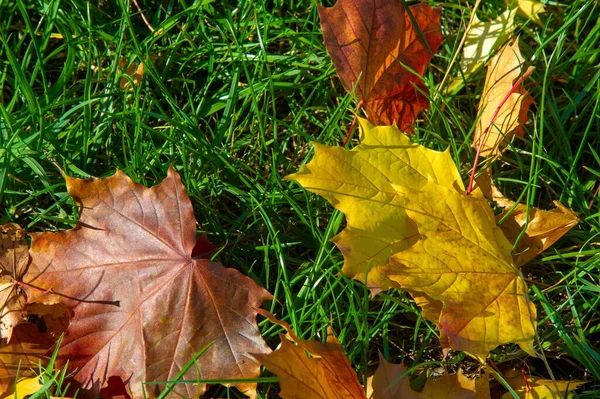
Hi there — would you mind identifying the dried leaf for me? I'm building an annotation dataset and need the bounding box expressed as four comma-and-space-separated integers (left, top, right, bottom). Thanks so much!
319, 0, 443, 131
461, 9, 516, 77
501, 370, 585, 398
253, 313, 365, 399
0, 282, 25, 343
13, 376, 43, 399
0, 224, 29, 277
477, 170, 579, 266
367, 354, 490, 399
118, 55, 156, 91
25, 166, 273, 398
473, 39, 534, 157
286, 118, 536, 359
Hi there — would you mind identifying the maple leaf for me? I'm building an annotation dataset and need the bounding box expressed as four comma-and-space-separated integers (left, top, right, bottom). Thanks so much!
473, 39, 534, 158
24, 166, 273, 398
461, 9, 516, 78
253, 312, 365, 399
318, 0, 443, 131
0, 224, 28, 341
286, 118, 537, 358
476, 170, 579, 266
367, 353, 490, 399
501, 369, 585, 398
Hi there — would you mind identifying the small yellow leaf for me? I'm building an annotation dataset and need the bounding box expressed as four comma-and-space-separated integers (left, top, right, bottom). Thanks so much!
461, 9, 516, 77
13, 376, 42, 399
501, 369, 585, 398
473, 39, 534, 157
287, 118, 537, 359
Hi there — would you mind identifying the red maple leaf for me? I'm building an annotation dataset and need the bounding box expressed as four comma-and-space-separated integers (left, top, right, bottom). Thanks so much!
319, 0, 443, 131
24, 167, 272, 398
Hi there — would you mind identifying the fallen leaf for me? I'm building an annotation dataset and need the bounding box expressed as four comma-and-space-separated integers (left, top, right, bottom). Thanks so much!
118, 55, 156, 91
0, 224, 29, 277
286, 118, 536, 359
319, 0, 443, 131
13, 376, 43, 399
0, 323, 53, 395
473, 39, 534, 157
0, 224, 28, 341
461, 9, 516, 78
476, 170, 579, 266
501, 369, 585, 398
253, 313, 365, 399
25, 166, 273, 398
367, 353, 490, 399
509, 0, 547, 25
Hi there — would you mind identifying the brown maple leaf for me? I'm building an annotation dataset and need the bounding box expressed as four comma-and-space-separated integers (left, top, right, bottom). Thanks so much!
319, 0, 443, 131
24, 166, 273, 398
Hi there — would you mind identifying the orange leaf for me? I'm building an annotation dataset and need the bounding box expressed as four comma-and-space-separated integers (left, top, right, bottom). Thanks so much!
319, 0, 443, 132
253, 314, 365, 399
473, 39, 534, 157
24, 167, 273, 398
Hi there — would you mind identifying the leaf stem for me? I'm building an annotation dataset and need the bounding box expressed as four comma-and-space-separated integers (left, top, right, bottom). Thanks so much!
15, 280, 121, 307
465, 66, 534, 195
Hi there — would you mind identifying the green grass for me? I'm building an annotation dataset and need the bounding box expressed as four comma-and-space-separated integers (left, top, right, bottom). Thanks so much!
1, 0, 599, 397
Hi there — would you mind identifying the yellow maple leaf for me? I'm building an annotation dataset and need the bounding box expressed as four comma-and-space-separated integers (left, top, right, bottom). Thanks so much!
286, 118, 536, 359
13, 376, 42, 399
461, 9, 516, 78
367, 353, 490, 399
473, 39, 534, 158
501, 369, 585, 398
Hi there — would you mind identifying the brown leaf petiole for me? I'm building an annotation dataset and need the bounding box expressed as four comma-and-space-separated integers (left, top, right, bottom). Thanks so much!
14, 280, 120, 307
